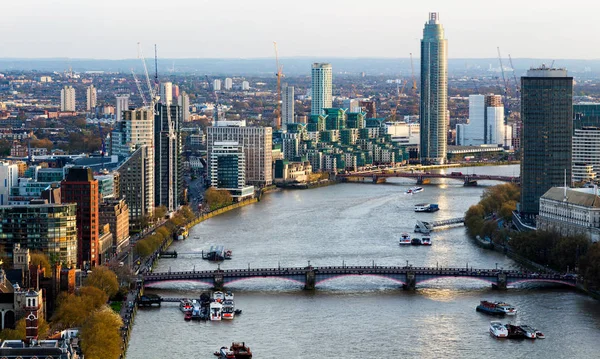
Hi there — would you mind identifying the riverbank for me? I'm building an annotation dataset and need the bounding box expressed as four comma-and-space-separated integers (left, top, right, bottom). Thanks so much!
276, 179, 337, 190
186, 198, 259, 229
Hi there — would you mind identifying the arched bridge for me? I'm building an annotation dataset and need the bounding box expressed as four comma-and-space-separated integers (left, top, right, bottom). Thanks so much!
338, 171, 520, 185
142, 265, 576, 291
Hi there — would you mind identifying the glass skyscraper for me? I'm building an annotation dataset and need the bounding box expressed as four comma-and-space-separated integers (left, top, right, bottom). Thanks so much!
311, 63, 332, 116
520, 66, 573, 216
419, 12, 448, 164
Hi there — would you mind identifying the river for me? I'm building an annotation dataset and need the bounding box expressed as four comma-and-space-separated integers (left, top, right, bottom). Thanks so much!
126, 165, 600, 359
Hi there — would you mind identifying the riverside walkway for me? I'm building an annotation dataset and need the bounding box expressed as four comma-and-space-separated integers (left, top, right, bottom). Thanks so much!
142, 265, 576, 291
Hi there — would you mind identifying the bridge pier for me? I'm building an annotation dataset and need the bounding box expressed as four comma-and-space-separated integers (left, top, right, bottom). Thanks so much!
416, 176, 430, 185
492, 273, 507, 290
304, 269, 316, 290
403, 271, 416, 290
213, 273, 224, 291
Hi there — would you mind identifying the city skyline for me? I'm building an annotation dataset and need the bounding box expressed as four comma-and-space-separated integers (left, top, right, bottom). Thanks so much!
3, 1, 600, 59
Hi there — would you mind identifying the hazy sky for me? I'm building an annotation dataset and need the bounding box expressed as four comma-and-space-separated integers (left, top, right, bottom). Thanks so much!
2, 0, 597, 59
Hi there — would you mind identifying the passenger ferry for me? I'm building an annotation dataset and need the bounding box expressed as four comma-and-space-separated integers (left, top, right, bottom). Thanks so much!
399, 233, 412, 245
489, 321, 508, 338
222, 299, 235, 320
210, 301, 223, 321
225, 291, 234, 301
476, 301, 517, 316
406, 186, 424, 194
213, 291, 225, 303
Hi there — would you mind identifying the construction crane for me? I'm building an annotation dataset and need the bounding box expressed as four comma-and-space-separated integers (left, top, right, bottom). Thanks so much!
409, 53, 417, 92
137, 42, 157, 108
497, 47, 510, 99
131, 69, 148, 107
508, 54, 520, 95
273, 41, 283, 130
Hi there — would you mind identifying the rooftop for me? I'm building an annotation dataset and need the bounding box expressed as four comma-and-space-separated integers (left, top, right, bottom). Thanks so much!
541, 187, 600, 208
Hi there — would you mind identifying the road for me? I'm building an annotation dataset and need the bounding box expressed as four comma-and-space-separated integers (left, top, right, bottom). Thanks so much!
185, 173, 206, 212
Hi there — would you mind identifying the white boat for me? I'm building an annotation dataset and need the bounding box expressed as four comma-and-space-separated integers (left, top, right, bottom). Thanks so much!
222, 299, 235, 320
179, 299, 193, 312
489, 321, 508, 338
399, 232, 412, 245
210, 301, 223, 321
213, 291, 225, 303
421, 237, 432, 245
406, 186, 424, 194
518, 325, 537, 339
225, 291, 234, 301
414, 203, 439, 212
495, 302, 517, 316
535, 330, 546, 339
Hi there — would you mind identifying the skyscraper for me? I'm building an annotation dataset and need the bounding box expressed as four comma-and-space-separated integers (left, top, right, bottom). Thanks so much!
60, 85, 76, 112
154, 103, 183, 212
224, 78, 233, 90
61, 166, 99, 268
282, 85, 295, 126
457, 94, 505, 146
419, 12, 448, 164
178, 92, 190, 122
311, 63, 332, 115
520, 66, 573, 216
213, 79, 222, 91
86, 84, 97, 112
160, 82, 173, 105
116, 95, 129, 122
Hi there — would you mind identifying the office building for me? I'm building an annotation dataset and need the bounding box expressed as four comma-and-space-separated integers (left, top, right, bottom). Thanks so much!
117, 145, 154, 227
160, 82, 173, 105
0, 162, 18, 205
110, 108, 155, 157
213, 79, 222, 91
60, 85, 76, 112
207, 126, 273, 186
573, 103, 600, 129
115, 95, 129, 122
210, 141, 254, 199
99, 198, 130, 254
154, 103, 183, 212
242, 81, 250, 91
86, 85, 97, 112
520, 66, 573, 216
61, 167, 99, 268
282, 85, 295, 126
457, 94, 506, 146
224, 78, 233, 90
572, 127, 600, 183
419, 12, 448, 164
311, 63, 332, 115
0, 203, 77, 266
178, 92, 190, 122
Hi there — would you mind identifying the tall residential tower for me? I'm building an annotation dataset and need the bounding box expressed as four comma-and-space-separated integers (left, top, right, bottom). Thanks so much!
311, 63, 332, 116
419, 12, 448, 164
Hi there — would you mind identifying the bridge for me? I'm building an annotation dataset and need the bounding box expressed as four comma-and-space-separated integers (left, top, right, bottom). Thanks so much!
142, 265, 576, 291
338, 171, 520, 186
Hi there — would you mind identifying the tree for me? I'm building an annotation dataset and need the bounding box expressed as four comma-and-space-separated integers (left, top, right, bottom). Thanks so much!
180, 206, 196, 222
0, 317, 49, 340
205, 187, 233, 211
79, 286, 109, 309
154, 205, 168, 220
30, 252, 52, 278
134, 239, 152, 257
51, 294, 88, 329
86, 266, 119, 298
80, 307, 123, 359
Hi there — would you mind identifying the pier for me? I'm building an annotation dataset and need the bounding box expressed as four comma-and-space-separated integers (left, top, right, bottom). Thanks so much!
142, 265, 576, 291
415, 217, 464, 234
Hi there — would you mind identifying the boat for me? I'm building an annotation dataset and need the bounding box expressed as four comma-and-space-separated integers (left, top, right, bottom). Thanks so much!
489, 321, 508, 338
399, 233, 412, 245
184, 311, 192, 321
407, 186, 424, 194
213, 291, 225, 303
210, 301, 223, 321
179, 299, 193, 312
421, 237, 432, 245
518, 325, 537, 339
222, 300, 235, 320
504, 324, 527, 339
535, 330, 546, 339
225, 291, 234, 301
176, 226, 189, 240
203, 245, 233, 261
214, 346, 235, 359
411, 237, 423, 245
476, 301, 517, 316
230, 342, 252, 358
414, 203, 439, 212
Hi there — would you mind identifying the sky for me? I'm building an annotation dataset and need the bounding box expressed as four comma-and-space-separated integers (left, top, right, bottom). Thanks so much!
2, 0, 598, 59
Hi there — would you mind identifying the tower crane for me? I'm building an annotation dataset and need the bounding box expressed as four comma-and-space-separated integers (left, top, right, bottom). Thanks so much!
137, 42, 158, 110
273, 41, 283, 130
497, 47, 510, 100
410, 53, 417, 92
508, 54, 520, 95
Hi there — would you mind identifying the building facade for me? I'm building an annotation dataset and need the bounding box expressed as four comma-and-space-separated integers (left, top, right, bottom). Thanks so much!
311, 63, 332, 115
520, 66, 573, 216
573, 127, 600, 183
178, 92, 190, 122
115, 95, 129, 122
282, 85, 295, 126
0, 162, 18, 206
419, 12, 448, 164
0, 203, 78, 266
60, 85, 76, 112
61, 167, 99, 268
110, 108, 155, 157
210, 142, 254, 199
457, 94, 506, 146
160, 82, 173, 105
224, 78, 233, 90
154, 103, 183, 212
117, 145, 154, 227
207, 126, 273, 186
99, 198, 130, 254
86, 85, 97, 112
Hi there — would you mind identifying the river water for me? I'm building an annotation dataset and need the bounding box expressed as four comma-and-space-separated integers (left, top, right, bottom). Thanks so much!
126, 165, 600, 359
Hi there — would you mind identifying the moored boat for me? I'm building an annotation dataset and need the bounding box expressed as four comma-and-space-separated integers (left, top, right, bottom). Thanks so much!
421, 237, 432, 245
495, 302, 517, 316
399, 233, 412, 245
179, 299, 193, 312
214, 346, 235, 359
505, 324, 527, 339
411, 237, 423, 245
213, 291, 225, 303
210, 301, 223, 321
225, 291, 234, 301
184, 311, 192, 321
489, 321, 508, 338
476, 300, 516, 316
518, 325, 537, 339
535, 330, 546, 339
230, 342, 252, 358
222, 300, 235, 320
414, 203, 439, 212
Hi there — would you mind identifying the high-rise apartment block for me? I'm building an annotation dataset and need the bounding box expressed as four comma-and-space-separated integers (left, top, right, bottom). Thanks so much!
572, 127, 600, 183
60, 85, 76, 112
172, 84, 180, 99
178, 92, 190, 122
520, 66, 573, 216
282, 85, 295, 126
242, 81, 250, 91
160, 82, 173, 105
419, 12, 448, 164
154, 103, 183, 212
116, 95, 129, 122
99, 198, 130, 254
0, 162, 18, 206
311, 63, 332, 115
224, 78, 233, 90
61, 167, 99, 268
457, 94, 507, 146
207, 126, 273, 187
111, 108, 155, 157
86, 85, 97, 112
213, 79, 222, 91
